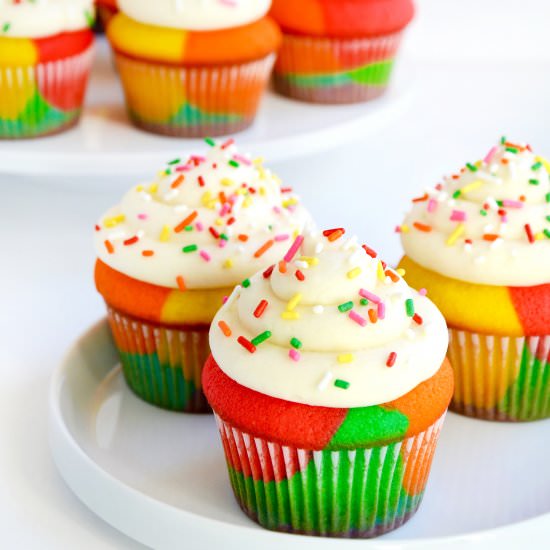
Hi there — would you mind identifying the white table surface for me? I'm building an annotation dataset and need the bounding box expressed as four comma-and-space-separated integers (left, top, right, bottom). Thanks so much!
2, 1, 550, 548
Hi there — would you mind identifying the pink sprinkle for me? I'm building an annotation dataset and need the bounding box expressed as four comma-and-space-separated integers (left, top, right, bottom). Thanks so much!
359, 289, 381, 303
175, 165, 192, 172
502, 199, 523, 209
450, 209, 467, 222
418, 288, 428, 296
484, 145, 498, 164
284, 235, 304, 262
195, 222, 204, 231
349, 310, 367, 327
272, 206, 282, 214
218, 239, 227, 248
274, 234, 290, 242
219, 203, 231, 216
289, 349, 301, 362
190, 155, 206, 163
395, 225, 403, 233
200, 250, 211, 262
137, 213, 148, 220
222, 295, 229, 304
233, 154, 251, 166
427, 199, 438, 213
377, 302, 386, 320
500, 214, 508, 223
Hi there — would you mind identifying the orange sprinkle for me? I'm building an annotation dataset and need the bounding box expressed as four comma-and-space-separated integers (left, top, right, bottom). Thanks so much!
142, 250, 154, 257
176, 275, 187, 291
171, 175, 185, 189
104, 240, 114, 254
219, 191, 227, 203
368, 309, 378, 323
238, 234, 249, 242
385, 269, 399, 283
174, 211, 198, 233
501, 158, 509, 165
218, 320, 232, 337
254, 239, 274, 258
327, 229, 345, 242
413, 222, 432, 233
412, 193, 429, 203
483, 234, 500, 242
278, 260, 287, 273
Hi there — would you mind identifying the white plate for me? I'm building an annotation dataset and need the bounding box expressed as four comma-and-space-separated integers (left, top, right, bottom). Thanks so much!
49, 319, 550, 549
0, 39, 412, 177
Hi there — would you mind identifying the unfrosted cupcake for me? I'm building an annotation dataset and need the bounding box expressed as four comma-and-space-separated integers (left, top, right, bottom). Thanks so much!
94, 139, 311, 412
0, 0, 95, 138
269, 0, 414, 103
399, 138, 550, 421
106, 0, 280, 137
203, 228, 453, 537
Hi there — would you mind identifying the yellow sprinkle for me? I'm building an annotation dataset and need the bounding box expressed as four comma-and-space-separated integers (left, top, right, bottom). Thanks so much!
460, 180, 484, 194
396, 268, 406, 277
282, 198, 298, 208
338, 354, 354, 364
293, 228, 300, 238
281, 311, 300, 320
446, 223, 465, 246
243, 197, 252, 208
223, 259, 233, 269
400, 224, 410, 234
535, 232, 545, 241
135, 185, 144, 192
377, 261, 385, 281
287, 293, 302, 311
259, 186, 266, 196
536, 156, 550, 173
160, 225, 171, 242
201, 191, 212, 205
475, 160, 483, 168
104, 214, 125, 228
220, 178, 234, 187
215, 218, 224, 226
235, 188, 246, 195
347, 267, 361, 279
252, 157, 264, 166
149, 183, 158, 194
299, 256, 319, 266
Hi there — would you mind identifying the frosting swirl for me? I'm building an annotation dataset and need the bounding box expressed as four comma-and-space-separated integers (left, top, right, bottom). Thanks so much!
94, 139, 311, 290
0, 0, 94, 38
210, 230, 448, 408
117, 0, 270, 31
401, 139, 550, 286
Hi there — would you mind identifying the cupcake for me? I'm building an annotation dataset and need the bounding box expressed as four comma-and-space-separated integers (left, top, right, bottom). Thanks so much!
94, 139, 311, 412
269, 0, 414, 104
106, 0, 280, 137
0, 0, 95, 139
399, 138, 550, 421
203, 229, 453, 537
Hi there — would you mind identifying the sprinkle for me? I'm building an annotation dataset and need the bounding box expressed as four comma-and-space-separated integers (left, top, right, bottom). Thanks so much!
283, 235, 304, 262
413, 222, 432, 232
377, 261, 385, 282
176, 276, 186, 291
359, 289, 381, 303
287, 293, 302, 311
483, 234, 500, 242
461, 180, 484, 194
313, 305, 324, 315
405, 298, 415, 317
525, 224, 535, 244
450, 210, 467, 222
349, 310, 367, 327
123, 235, 139, 246
368, 309, 378, 323
501, 199, 523, 209
199, 250, 211, 262
427, 199, 438, 213
209, 227, 220, 239
484, 146, 498, 164
174, 211, 198, 233
295, 270, 305, 281
142, 250, 154, 258
263, 265, 275, 279
197, 176, 205, 187
529, 179, 540, 185
254, 239, 274, 258
182, 244, 198, 253
290, 337, 302, 349
362, 245, 377, 258
377, 302, 386, 319
446, 224, 465, 246
386, 352, 397, 367
233, 154, 251, 166
149, 183, 158, 194
418, 288, 428, 296
104, 240, 114, 254
544, 229, 550, 239
360, 298, 369, 306
412, 193, 429, 203
289, 349, 301, 362
278, 261, 287, 273
228, 160, 240, 168
466, 162, 478, 172
251, 331, 272, 346
218, 321, 232, 337
413, 313, 423, 325
334, 379, 350, 389
223, 259, 233, 269
326, 228, 345, 242
104, 214, 125, 228
254, 300, 268, 318
532, 162, 543, 171
242, 278, 251, 288
337, 354, 354, 364
347, 267, 362, 279
274, 234, 290, 242
385, 270, 399, 283
171, 175, 185, 189
204, 137, 216, 146
237, 336, 256, 353
220, 138, 234, 149
338, 301, 354, 313
281, 311, 300, 320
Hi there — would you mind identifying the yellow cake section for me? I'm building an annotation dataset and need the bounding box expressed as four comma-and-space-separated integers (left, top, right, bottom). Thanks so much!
162, 286, 233, 325
0, 37, 37, 67
398, 256, 523, 336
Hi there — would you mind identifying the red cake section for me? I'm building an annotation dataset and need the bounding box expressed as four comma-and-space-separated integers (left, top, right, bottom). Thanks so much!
508, 283, 550, 336
35, 30, 94, 63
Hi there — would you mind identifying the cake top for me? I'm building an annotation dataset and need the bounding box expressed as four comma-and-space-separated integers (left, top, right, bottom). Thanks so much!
0, 0, 94, 38
117, 0, 270, 31
400, 138, 550, 286
94, 138, 311, 290
210, 228, 448, 408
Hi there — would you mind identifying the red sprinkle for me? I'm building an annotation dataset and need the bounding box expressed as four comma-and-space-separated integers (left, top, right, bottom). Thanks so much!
254, 300, 268, 318
362, 244, 377, 258
209, 226, 220, 239
175, 211, 198, 233
198, 176, 205, 187
221, 138, 234, 149
323, 228, 345, 242
525, 224, 535, 244
386, 352, 397, 367
123, 235, 139, 246
413, 313, 423, 325
94, 224, 100, 232
295, 270, 305, 281
237, 336, 256, 354
263, 265, 275, 279
227, 217, 236, 225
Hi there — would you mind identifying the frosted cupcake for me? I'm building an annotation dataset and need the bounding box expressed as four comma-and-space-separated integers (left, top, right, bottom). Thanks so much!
203, 229, 453, 537
0, 0, 95, 138
399, 138, 550, 421
94, 139, 311, 412
106, 0, 280, 137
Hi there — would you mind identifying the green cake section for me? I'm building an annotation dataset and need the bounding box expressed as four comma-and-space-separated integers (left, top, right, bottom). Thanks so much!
169, 102, 242, 126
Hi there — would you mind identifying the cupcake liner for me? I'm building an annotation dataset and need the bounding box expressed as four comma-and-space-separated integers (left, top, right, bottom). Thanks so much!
0, 44, 94, 139
214, 413, 445, 537
113, 53, 276, 137
107, 307, 211, 413
448, 327, 550, 421
273, 31, 402, 104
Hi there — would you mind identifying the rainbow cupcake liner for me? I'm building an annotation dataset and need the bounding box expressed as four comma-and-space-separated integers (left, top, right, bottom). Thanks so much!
113, 53, 275, 137
107, 307, 211, 413
448, 328, 550, 421
0, 45, 94, 139
215, 413, 445, 538
273, 32, 402, 104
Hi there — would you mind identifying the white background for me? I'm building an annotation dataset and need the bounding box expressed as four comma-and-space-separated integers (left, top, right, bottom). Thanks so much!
2, 0, 550, 548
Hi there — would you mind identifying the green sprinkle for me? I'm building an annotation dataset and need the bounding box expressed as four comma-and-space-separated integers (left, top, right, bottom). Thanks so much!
532, 162, 542, 171
251, 331, 272, 346
505, 147, 518, 154
204, 137, 216, 146
466, 163, 478, 172
405, 298, 415, 317
500, 136, 506, 144
84, 10, 95, 28
546, 216, 550, 222
546, 193, 550, 203
480, 209, 488, 216
544, 229, 550, 239
2, 22, 10, 33
168, 158, 181, 165
338, 301, 354, 313
334, 379, 350, 390
242, 278, 251, 288
496, 200, 504, 207
290, 337, 302, 349
220, 233, 229, 241
229, 160, 240, 168
184, 225, 193, 232
182, 244, 198, 253
452, 190, 462, 199
360, 298, 369, 306
529, 179, 539, 185
164, 169, 171, 175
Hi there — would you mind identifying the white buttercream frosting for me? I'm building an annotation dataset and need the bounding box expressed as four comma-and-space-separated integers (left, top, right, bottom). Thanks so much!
0, 0, 94, 38
117, 0, 270, 31
210, 231, 448, 408
94, 139, 311, 290
401, 139, 550, 286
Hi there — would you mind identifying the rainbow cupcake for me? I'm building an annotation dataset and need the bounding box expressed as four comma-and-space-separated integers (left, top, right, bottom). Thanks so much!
399, 138, 550, 421
0, 0, 95, 139
269, 0, 414, 104
203, 229, 453, 537
94, 139, 311, 412
106, 0, 280, 137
